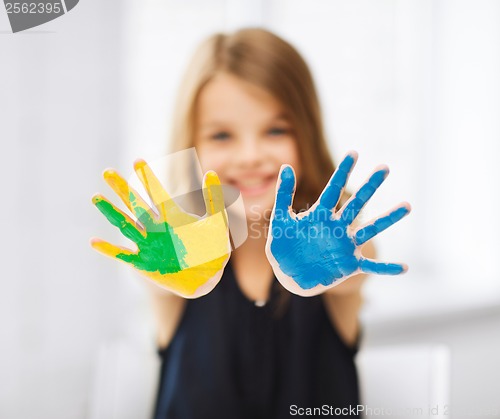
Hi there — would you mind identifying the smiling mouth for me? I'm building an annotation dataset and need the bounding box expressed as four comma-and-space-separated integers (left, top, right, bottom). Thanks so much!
230, 175, 276, 197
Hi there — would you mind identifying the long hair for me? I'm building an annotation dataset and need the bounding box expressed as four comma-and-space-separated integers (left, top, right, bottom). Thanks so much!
169, 27, 338, 212
168, 28, 342, 314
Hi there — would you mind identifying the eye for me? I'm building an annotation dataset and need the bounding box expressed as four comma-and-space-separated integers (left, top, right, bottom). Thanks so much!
211, 131, 231, 141
267, 127, 288, 136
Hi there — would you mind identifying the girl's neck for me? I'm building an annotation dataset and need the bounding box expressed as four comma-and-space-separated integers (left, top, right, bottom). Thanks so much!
232, 220, 267, 258
230, 220, 274, 303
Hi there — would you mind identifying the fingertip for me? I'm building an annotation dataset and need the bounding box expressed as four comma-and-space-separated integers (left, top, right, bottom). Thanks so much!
370, 165, 390, 182
378, 164, 390, 176
278, 165, 296, 195
279, 163, 290, 172
393, 202, 411, 218
133, 159, 147, 172
345, 150, 359, 165
103, 168, 115, 177
204, 170, 221, 187
91, 194, 102, 205
279, 164, 295, 181
103, 169, 120, 183
400, 263, 409, 274
89, 237, 102, 248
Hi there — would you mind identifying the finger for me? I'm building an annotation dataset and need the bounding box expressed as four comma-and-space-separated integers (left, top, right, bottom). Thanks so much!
92, 194, 145, 243
340, 166, 389, 225
354, 202, 411, 246
90, 237, 135, 259
134, 159, 182, 221
319, 151, 357, 209
202, 171, 225, 215
274, 165, 296, 220
103, 169, 156, 227
359, 258, 408, 275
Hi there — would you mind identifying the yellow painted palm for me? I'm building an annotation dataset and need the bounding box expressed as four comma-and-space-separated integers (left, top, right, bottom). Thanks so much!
90, 160, 231, 298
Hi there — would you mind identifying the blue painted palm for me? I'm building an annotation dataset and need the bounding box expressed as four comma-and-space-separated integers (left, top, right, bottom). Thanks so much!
265, 152, 411, 296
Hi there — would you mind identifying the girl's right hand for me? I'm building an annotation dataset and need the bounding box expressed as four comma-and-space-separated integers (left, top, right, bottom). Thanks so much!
90, 160, 231, 299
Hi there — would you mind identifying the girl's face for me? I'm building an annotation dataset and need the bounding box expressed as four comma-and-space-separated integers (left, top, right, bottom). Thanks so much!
194, 73, 302, 221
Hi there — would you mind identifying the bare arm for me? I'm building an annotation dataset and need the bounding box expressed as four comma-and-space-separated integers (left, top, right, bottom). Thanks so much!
145, 281, 187, 349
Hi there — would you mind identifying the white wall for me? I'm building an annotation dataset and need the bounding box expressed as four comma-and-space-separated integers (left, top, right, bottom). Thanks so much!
364, 307, 500, 419
0, 1, 152, 418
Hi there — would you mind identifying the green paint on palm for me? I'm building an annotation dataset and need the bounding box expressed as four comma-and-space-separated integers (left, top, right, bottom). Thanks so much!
94, 197, 188, 274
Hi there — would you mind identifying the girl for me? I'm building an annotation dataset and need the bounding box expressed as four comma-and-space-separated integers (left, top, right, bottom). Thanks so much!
153, 28, 374, 418
92, 27, 409, 418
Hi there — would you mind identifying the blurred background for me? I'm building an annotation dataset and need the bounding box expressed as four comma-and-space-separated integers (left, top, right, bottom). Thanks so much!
1, 0, 499, 418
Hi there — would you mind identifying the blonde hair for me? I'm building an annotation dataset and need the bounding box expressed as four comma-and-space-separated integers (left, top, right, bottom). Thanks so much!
170, 27, 337, 211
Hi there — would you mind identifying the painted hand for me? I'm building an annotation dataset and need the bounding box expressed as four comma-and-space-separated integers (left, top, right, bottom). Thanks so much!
265, 152, 411, 297
91, 160, 231, 298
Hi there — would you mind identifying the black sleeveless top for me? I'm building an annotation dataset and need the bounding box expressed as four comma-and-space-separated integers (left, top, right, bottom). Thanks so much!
153, 261, 360, 419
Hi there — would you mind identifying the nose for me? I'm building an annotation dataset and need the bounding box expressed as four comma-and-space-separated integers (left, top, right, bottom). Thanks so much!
234, 136, 263, 168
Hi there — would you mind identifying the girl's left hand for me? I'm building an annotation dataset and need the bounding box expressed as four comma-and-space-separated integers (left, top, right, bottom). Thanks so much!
265, 151, 411, 297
